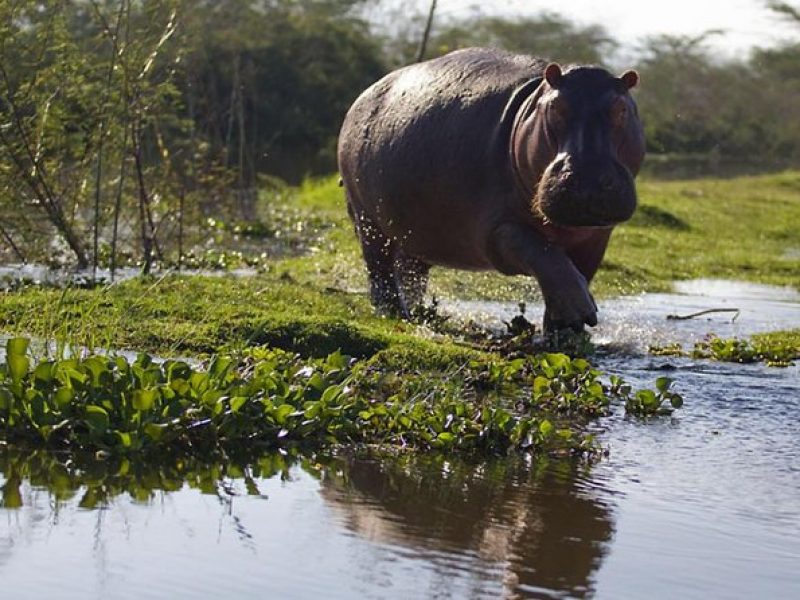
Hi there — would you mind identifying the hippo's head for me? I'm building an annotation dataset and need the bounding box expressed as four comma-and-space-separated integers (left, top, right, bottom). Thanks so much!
515, 63, 645, 228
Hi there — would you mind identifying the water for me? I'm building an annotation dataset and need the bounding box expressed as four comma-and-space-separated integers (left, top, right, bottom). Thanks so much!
2, 280, 799, 599
0, 263, 259, 290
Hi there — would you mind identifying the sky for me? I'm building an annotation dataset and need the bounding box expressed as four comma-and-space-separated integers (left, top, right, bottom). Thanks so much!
426, 0, 799, 61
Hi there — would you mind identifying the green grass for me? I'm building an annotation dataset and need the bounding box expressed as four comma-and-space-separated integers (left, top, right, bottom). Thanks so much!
596, 171, 800, 295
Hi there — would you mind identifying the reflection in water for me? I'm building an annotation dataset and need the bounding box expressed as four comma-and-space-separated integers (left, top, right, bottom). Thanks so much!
320, 454, 614, 598
0, 449, 614, 599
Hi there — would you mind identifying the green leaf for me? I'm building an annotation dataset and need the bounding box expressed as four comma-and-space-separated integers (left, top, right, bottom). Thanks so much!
208, 355, 233, 380
84, 405, 110, 431
320, 385, 340, 404
655, 377, 673, 393
6, 337, 29, 358
538, 419, 554, 437
33, 362, 55, 384
307, 372, 325, 391
170, 378, 190, 396
572, 358, 590, 372
190, 372, 210, 394
8, 354, 29, 383
60, 367, 87, 387
436, 432, 455, 445
144, 423, 167, 441
274, 404, 294, 425
325, 350, 347, 370
165, 360, 192, 381
116, 431, 132, 447
636, 389, 658, 408
304, 401, 321, 419
230, 396, 247, 413
0, 386, 13, 410
201, 389, 224, 406
532, 376, 551, 397
132, 389, 158, 411
544, 353, 570, 370
54, 386, 74, 409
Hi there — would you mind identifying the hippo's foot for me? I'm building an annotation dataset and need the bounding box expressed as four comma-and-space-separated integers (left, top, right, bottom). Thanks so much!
393, 254, 430, 318
541, 278, 598, 334
369, 276, 404, 317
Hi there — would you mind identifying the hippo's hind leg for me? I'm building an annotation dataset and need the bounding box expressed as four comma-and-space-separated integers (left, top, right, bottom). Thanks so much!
393, 253, 430, 316
350, 208, 404, 315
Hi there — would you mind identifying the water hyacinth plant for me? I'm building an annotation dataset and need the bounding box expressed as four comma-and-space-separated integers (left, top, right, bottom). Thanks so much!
0, 338, 681, 457
650, 333, 799, 367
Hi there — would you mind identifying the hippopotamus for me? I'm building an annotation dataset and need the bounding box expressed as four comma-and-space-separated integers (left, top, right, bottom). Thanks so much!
337, 47, 645, 332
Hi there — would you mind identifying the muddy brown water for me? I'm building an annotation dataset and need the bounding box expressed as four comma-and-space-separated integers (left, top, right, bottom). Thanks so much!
1, 280, 799, 599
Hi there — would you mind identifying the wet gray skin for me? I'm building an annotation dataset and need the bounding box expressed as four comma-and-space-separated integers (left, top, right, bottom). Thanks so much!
338, 47, 645, 333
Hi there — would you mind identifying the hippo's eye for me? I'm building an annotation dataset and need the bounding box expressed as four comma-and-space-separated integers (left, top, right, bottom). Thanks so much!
611, 99, 628, 128
548, 99, 569, 126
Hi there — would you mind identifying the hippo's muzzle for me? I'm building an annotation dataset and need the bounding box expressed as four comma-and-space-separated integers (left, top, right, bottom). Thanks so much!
534, 154, 637, 227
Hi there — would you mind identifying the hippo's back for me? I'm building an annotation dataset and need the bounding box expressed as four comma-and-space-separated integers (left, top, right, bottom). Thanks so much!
339, 48, 545, 180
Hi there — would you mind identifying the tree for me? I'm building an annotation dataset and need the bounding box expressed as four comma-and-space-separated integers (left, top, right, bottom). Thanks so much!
767, 1, 800, 23
428, 12, 617, 65
180, 1, 386, 183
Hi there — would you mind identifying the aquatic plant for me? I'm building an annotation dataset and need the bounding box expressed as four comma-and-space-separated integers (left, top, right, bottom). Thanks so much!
0, 337, 675, 457
650, 332, 799, 367
612, 375, 684, 417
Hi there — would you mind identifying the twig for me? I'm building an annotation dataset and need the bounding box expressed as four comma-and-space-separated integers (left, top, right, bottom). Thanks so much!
0, 221, 25, 262
666, 308, 740, 322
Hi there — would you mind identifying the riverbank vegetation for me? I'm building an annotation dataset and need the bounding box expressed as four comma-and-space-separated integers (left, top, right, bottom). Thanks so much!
1, 336, 626, 456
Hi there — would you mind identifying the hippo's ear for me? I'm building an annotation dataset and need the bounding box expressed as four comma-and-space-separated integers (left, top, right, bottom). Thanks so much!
544, 63, 563, 88
619, 70, 639, 90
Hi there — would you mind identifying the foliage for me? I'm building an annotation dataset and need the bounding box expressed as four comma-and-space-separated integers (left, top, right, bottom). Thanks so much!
0, 337, 674, 457
0, 0, 186, 270
613, 375, 684, 417
181, 0, 386, 182
650, 331, 800, 367
0, 0, 384, 268
633, 32, 800, 164
421, 13, 615, 65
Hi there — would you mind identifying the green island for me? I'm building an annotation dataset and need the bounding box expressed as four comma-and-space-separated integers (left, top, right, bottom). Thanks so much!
1, 170, 799, 457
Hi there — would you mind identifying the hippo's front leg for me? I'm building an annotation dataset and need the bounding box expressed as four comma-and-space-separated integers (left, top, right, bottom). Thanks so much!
488, 222, 597, 332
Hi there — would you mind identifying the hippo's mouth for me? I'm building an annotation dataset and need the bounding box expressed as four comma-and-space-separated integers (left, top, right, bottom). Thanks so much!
533, 160, 638, 227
